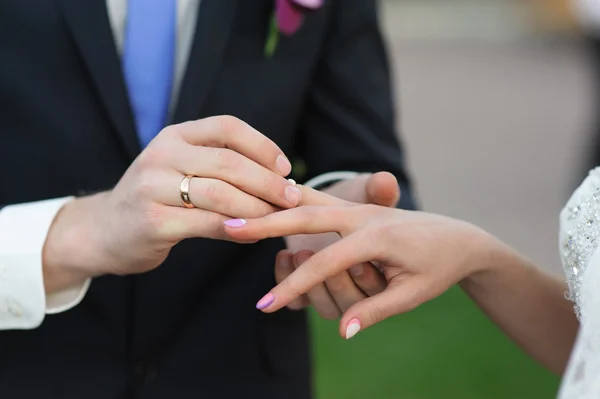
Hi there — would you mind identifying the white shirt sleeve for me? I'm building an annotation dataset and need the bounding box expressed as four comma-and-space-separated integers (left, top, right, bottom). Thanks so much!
0, 197, 91, 330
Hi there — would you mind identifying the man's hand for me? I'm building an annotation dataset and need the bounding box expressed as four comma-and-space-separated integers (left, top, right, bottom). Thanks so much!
42, 116, 301, 294
282, 172, 399, 319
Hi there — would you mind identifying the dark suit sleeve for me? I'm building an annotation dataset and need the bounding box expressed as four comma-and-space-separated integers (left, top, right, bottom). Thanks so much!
297, 0, 417, 210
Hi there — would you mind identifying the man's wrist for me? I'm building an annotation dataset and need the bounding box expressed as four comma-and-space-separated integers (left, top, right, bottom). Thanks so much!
42, 193, 106, 295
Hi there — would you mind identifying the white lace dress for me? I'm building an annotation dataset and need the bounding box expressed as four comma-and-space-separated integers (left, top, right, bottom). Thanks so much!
557, 167, 600, 398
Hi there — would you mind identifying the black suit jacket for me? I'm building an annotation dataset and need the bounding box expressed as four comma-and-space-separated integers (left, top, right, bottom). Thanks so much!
0, 1, 416, 398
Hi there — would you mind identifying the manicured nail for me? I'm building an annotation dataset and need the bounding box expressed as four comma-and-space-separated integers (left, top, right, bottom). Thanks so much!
345, 318, 361, 339
349, 264, 364, 277
285, 185, 302, 205
224, 219, 246, 228
256, 293, 275, 310
276, 155, 292, 176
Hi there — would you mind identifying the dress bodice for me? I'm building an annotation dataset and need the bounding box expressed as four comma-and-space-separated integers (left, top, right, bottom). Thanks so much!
558, 167, 600, 398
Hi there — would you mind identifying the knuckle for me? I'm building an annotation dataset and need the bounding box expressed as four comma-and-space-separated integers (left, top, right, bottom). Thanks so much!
375, 224, 396, 244
367, 224, 395, 258
368, 304, 385, 325
247, 200, 274, 219
298, 207, 326, 231
136, 145, 165, 170
134, 171, 157, 200
213, 148, 241, 171
158, 124, 181, 141
261, 172, 279, 192
325, 275, 350, 294
216, 115, 243, 134
200, 180, 221, 204
360, 228, 380, 251
362, 273, 386, 293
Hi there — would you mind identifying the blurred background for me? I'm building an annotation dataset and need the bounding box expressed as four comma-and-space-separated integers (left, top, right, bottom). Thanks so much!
312, 0, 597, 397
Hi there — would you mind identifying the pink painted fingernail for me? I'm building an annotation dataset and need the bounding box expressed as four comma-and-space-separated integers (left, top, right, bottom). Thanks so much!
285, 185, 302, 205
345, 318, 361, 339
224, 219, 246, 228
276, 155, 292, 176
256, 293, 275, 310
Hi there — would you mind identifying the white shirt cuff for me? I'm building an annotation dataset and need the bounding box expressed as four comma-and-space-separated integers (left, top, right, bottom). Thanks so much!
303, 171, 360, 189
45, 276, 91, 314
0, 197, 91, 329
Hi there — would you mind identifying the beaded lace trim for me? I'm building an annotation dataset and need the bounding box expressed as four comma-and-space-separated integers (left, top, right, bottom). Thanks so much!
561, 183, 600, 321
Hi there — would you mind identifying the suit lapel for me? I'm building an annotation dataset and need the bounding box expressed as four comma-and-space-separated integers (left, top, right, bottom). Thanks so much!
172, 0, 239, 124
56, 0, 140, 159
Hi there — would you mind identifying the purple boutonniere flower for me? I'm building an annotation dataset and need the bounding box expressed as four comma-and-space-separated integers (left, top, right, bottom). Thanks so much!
265, 0, 324, 57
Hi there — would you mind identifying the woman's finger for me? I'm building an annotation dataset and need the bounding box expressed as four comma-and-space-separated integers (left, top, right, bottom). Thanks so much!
275, 250, 309, 310
224, 205, 356, 241
293, 251, 342, 319
338, 278, 428, 339
254, 231, 378, 312
296, 184, 354, 207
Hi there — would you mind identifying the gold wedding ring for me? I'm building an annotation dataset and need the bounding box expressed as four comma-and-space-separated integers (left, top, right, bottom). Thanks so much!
180, 175, 195, 208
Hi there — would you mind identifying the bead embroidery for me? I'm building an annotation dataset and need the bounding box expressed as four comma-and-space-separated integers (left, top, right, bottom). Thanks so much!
561, 184, 600, 321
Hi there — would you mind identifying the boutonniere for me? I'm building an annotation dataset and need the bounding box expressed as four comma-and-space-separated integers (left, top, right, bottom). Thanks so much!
265, 0, 324, 57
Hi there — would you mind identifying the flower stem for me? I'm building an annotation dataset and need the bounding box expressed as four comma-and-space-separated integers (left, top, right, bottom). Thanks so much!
264, 12, 279, 58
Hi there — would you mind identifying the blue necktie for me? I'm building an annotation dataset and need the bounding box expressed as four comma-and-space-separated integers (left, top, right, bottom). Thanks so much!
123, 0, 176, 148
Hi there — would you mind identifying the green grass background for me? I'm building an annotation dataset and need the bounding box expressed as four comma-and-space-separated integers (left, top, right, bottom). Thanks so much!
311, 286, 561, 399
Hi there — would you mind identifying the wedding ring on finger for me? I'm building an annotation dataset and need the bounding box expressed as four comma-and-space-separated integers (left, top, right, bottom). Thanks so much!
180, 174, 196, 209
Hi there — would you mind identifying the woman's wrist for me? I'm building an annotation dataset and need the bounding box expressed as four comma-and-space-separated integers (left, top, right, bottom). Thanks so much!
460, 233, 530, 294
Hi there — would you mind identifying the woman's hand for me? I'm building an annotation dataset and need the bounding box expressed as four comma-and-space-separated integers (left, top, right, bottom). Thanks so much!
224, 186, 503, 339
281, 172, 398, 319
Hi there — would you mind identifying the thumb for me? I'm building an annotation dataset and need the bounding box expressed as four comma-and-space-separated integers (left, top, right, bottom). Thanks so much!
338, 278, 425, 339
366, 172, 400, 208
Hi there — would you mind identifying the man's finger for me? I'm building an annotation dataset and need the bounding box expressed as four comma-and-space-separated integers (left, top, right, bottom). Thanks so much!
349, 262, 388, 297
254, 231, 377, 313
177, 145, 301, 209
162, 175, 277, 218
173, 116, 292, 176
366, 172, 400, 208
323, 270, 367, 313
339, 279, 426, 339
